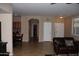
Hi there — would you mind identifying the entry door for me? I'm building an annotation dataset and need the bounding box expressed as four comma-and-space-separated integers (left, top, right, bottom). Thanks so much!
43, 22, 52, 41
54, 23, 64, 37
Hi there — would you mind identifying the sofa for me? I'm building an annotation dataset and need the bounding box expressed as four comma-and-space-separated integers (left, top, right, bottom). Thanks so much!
53, 37, 78, 55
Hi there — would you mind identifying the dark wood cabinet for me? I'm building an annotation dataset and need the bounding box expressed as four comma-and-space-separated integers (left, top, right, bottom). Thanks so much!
13, 21, 21, 33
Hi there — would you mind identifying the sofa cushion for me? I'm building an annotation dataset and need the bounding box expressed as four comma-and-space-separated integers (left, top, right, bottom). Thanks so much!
65, 40, 74, 46
53, 38, 65, 46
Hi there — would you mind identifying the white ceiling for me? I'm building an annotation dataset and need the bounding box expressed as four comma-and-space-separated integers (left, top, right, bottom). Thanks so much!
12, 3, 79, 16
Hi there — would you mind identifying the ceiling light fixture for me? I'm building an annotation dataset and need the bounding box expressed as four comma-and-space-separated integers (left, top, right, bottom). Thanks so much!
59, 17, 63, 19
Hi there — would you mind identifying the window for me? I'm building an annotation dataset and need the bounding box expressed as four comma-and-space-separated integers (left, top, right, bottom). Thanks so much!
72, 18, 79, 36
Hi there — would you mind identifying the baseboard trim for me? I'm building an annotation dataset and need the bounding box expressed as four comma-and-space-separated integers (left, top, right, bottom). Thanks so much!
9, 52, 13, 56
39, 40, 52, 43
23, 40, 29, 42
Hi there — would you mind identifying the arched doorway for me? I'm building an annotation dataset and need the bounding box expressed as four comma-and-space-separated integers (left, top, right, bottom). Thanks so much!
29, 19, 39, 43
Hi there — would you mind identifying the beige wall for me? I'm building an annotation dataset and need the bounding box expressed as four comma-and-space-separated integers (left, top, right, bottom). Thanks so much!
21, 16, 54, 42
53, 16, 72, 37
0, 14, 13, 55
0, 4, 13, 55
64, 17, 72, 37
20, 16, 73, 42
21, 16, 73, 42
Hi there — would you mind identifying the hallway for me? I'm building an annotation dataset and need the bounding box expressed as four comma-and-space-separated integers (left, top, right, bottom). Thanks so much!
13, 42, 54, 56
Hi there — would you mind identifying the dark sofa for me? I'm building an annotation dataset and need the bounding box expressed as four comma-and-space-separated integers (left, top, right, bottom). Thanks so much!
53, 37, 78, 55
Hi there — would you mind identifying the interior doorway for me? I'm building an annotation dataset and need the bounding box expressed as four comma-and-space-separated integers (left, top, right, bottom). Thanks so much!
29, 19, 39, 43
43, 22, 52, 41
